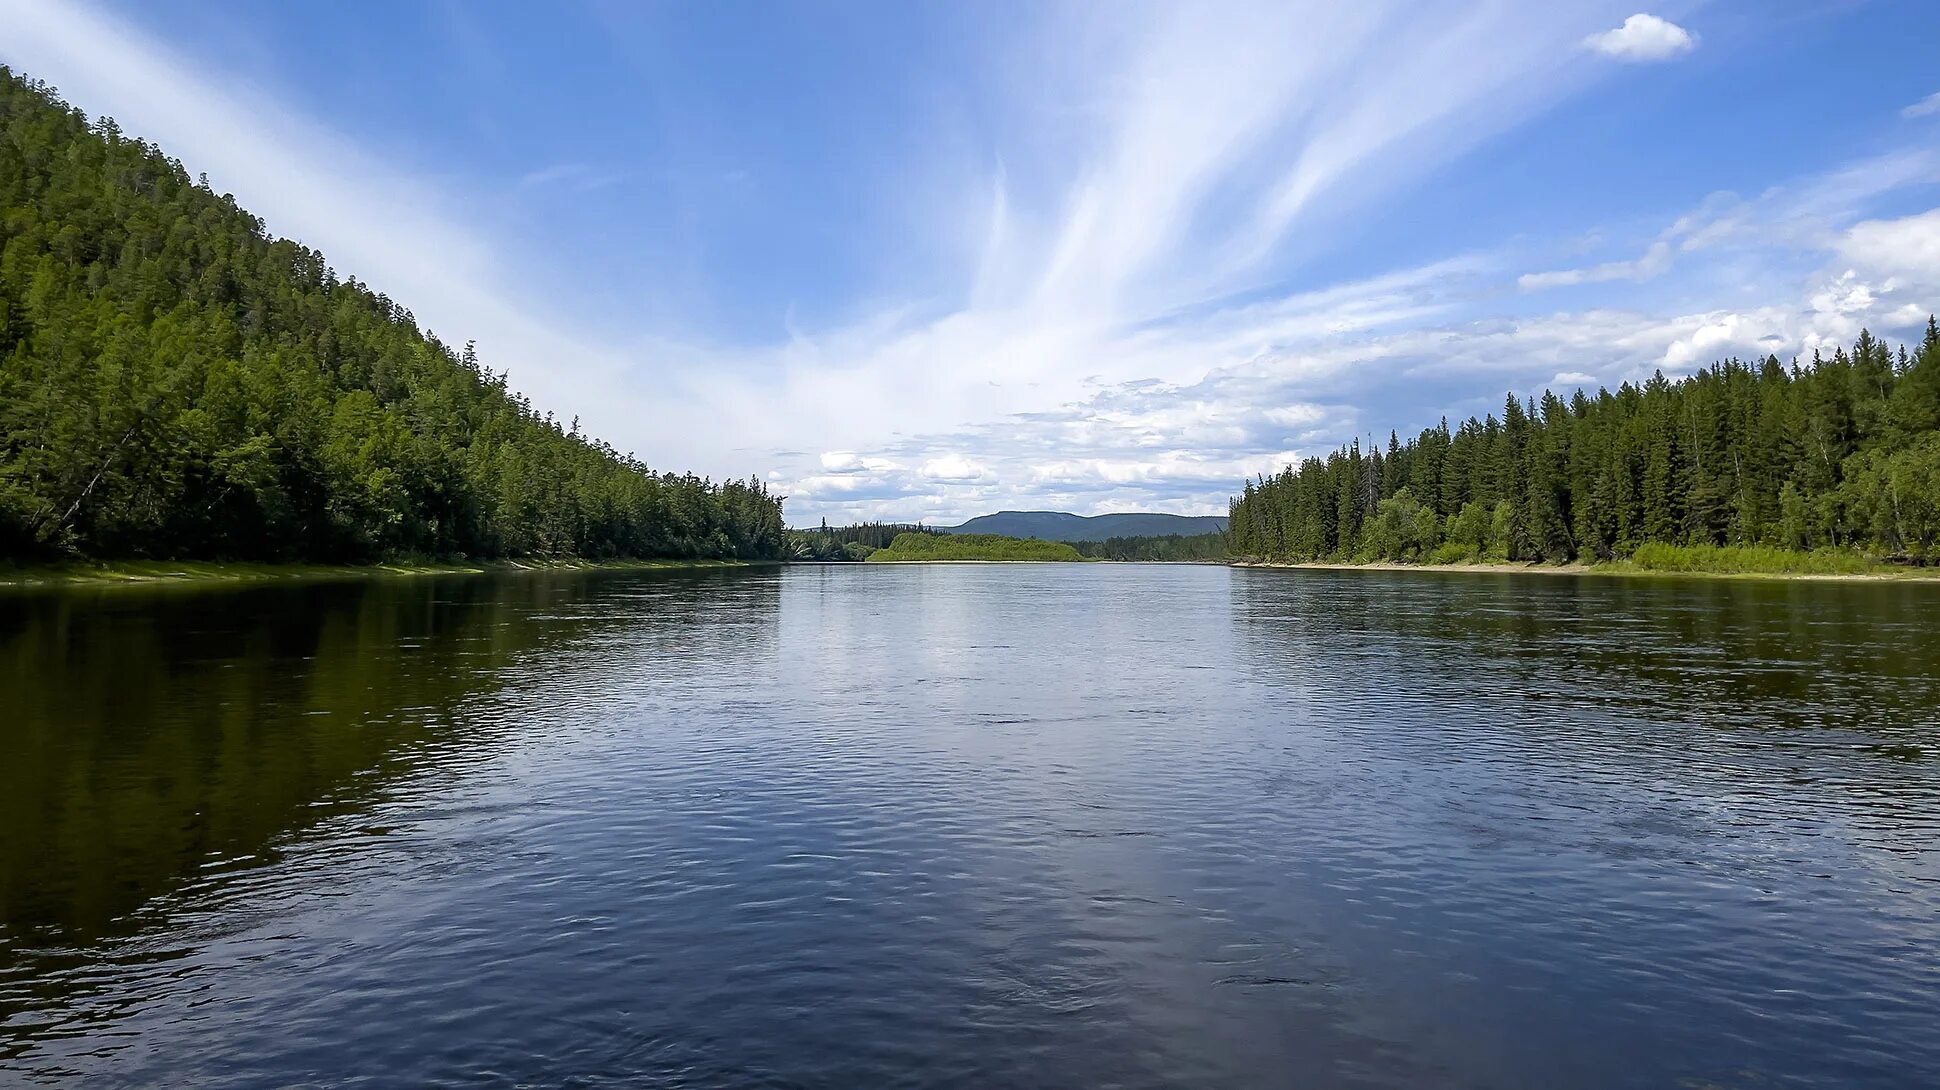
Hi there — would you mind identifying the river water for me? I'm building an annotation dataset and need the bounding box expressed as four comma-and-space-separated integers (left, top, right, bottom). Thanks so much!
2, 564, 1937, 1088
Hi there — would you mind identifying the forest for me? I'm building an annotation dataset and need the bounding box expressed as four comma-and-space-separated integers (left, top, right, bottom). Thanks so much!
1072, 532, 1228, 562
1230, 324, 1940, 566
0, 68, 785, 565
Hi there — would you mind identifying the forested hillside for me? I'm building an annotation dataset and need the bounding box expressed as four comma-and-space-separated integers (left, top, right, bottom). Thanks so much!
1230, 326, 1940, 565
0, 68, 784, 563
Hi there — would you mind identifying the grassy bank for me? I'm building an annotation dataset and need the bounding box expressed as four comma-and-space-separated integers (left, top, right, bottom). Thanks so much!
1233, 543, 1936, 581
0, 556, 775, 590
866, 532, 1091, 563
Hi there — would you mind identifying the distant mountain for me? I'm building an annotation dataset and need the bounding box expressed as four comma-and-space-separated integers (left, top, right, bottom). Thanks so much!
940, 511, 1227, 542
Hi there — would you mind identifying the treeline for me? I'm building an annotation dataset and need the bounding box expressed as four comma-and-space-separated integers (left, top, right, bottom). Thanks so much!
1231, 325, 1940, 564
787, 520, 936, 561
0, 68, 784, 564
1073, 532, 1227, 561
867, 532, 1086, 562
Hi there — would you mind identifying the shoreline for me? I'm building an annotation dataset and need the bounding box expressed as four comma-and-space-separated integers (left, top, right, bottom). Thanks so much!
1229, 559, 1940, 583
863, 558, 1099, 565
10, 555, 1932, 588
0, 556, 778, 590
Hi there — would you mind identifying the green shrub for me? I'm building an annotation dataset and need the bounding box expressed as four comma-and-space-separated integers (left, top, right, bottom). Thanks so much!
1425, 542, 1480, 565
1623, 542, 1881, 575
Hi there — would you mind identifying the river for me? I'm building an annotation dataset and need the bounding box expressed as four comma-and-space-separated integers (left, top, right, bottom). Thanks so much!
2, 564, 1937, 1088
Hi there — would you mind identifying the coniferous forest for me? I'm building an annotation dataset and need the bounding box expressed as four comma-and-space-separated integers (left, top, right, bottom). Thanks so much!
1230, 325, 1940, 566
0, 69, 784, 564
1072, 532, 1228, 562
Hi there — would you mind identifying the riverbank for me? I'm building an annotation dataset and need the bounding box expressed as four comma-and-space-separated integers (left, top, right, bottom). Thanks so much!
1230, 559, 1940, 583
0, 556, 777, 590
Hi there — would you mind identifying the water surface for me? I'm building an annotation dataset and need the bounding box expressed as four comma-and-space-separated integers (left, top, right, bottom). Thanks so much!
2, 565, 1937, 1088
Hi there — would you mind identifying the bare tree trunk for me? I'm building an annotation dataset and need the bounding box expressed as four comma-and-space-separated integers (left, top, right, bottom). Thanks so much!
40, 425, 136, 544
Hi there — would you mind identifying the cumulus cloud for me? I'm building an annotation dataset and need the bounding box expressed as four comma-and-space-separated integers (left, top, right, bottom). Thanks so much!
1583, 14, 1696, 62
1839, 208, 1940, 284
920, 455, 990, 482
1904, 92, 1940, 119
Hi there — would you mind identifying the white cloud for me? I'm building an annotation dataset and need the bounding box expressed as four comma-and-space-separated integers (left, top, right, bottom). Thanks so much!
787, 168, 1940, 522
1839, 208, 1940, 284
1583, 14, 1696, 63
1520, 241, 1673, 290
1904, 92, 1940, 119
920, 455, 990, 482
1520, 151, 1940, 298
791, 216, 1940, 524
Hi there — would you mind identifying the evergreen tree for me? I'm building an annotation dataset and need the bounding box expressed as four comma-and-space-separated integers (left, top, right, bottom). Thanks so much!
1229, 325, 1940, 565
0, 68, 785, 564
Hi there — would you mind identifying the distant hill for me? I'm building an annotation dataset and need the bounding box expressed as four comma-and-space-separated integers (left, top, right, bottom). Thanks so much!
940, 511, 1228, 542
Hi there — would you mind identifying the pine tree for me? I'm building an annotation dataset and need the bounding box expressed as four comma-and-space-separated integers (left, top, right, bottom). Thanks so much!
0, 68, 784, 564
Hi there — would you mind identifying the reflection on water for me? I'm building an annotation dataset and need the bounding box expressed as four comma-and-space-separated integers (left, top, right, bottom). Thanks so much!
1, 564, 1937, 1088
0, 568, 780, 1058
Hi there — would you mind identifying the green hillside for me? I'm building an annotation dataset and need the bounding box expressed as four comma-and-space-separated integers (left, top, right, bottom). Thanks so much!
0, 68, 783, 564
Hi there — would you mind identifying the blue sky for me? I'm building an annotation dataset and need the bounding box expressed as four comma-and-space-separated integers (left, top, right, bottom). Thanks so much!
4, 1, 1939, 523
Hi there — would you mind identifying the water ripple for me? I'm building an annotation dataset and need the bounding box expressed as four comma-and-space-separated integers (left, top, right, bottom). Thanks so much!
1, 565, 1937, 1088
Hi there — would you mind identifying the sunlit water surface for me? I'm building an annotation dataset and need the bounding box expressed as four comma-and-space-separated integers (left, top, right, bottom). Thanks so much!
2, 564, 1938, 1088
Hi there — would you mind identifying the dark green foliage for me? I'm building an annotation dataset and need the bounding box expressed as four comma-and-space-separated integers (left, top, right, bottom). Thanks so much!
1624, 542, 1881, 575
1072, 531, 1227, 561
1231, 323, 1940, 565
0, 69, 783, 563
